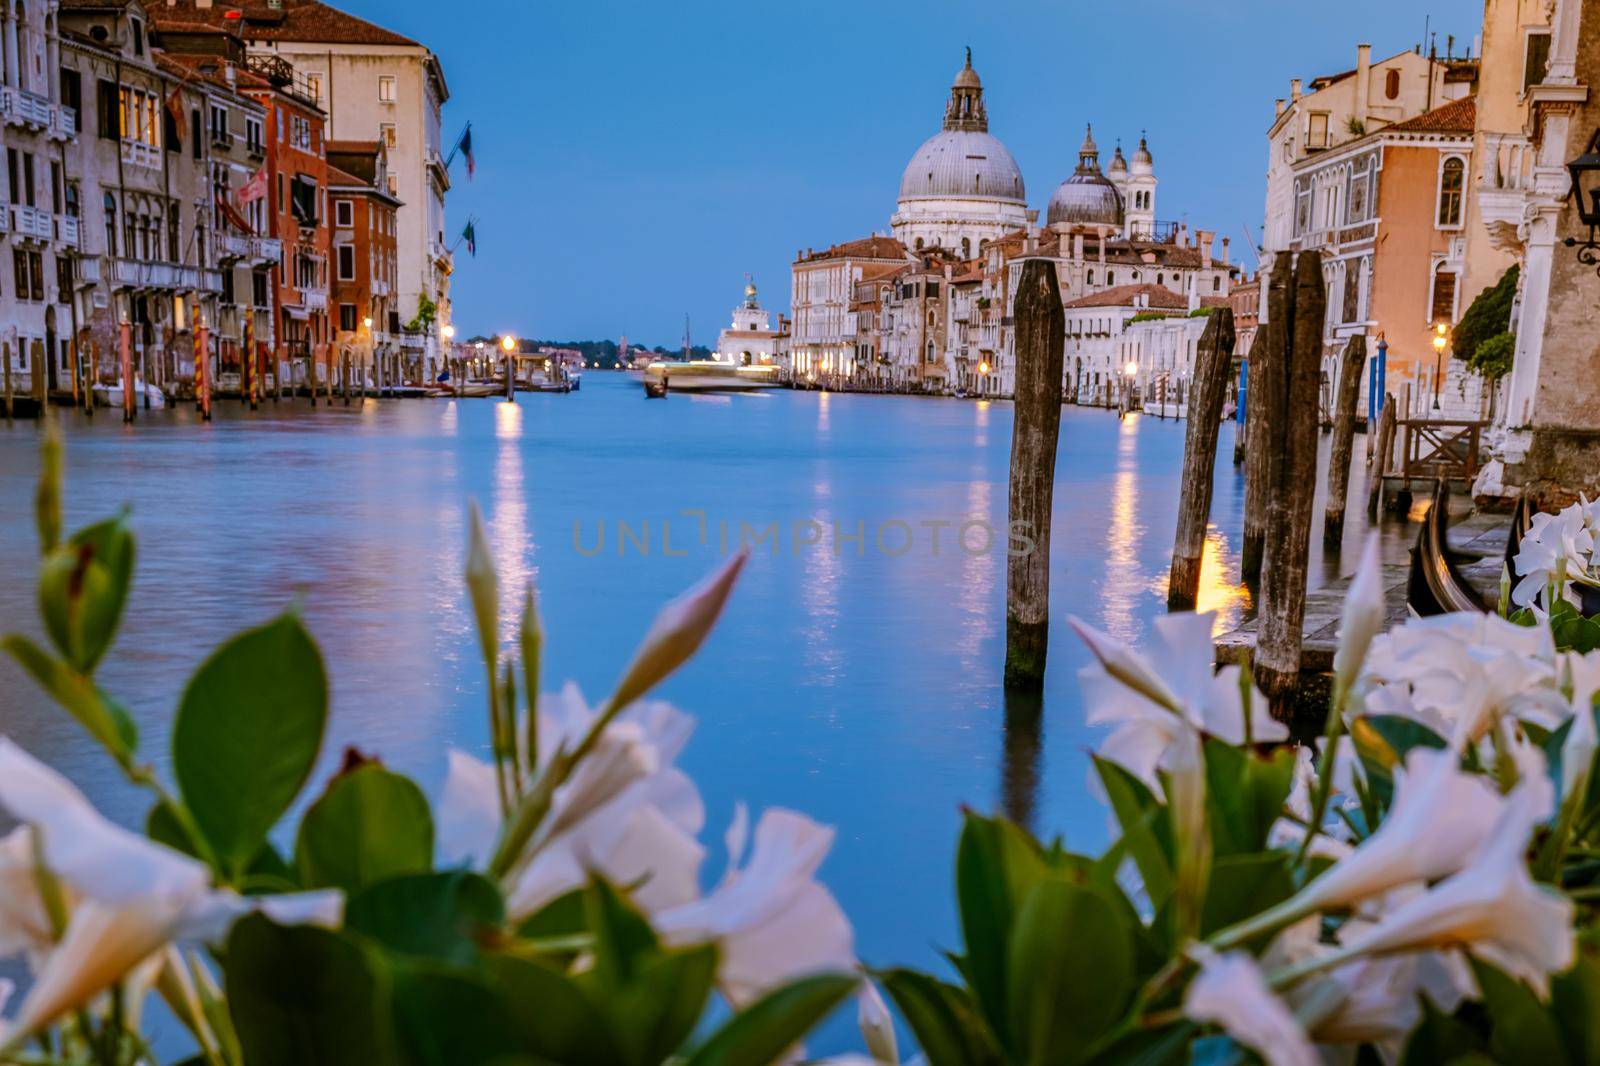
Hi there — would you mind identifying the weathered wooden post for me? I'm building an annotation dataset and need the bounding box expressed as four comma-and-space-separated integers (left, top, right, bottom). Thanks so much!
196, 317, 211, 422
1256, 250, 1326, 719
1005, 259, 1066, 691
505, 353, 516, 402
120, 318, 135, 423
342, 348, 352, 406
1167, 309, 1237, 610
3, 340, 12, 422
1366, 395, 1396, 521
1322, 335, 1368, 550
1241, 253, 1291, 582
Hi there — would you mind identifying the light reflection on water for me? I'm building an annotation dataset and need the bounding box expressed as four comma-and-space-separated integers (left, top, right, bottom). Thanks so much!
0, 377, 1414, 1050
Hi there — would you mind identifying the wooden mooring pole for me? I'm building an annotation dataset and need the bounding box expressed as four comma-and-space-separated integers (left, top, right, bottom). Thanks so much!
1322, 335, 1367, 550
1167, 309, 1237, 610
1004, 259, 1066, 691
1241, 253, 1290, 583
1256, 250, 1326, 718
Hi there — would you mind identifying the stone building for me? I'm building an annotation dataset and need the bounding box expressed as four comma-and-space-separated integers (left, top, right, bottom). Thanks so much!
154, 0, 451, 379
1062, 283, 1191, 404
2, 0, 77, 405
1472, 0, 1600, 503
714, 278, 781, 367
326, 138, 400, 386
789, 235, 910, 384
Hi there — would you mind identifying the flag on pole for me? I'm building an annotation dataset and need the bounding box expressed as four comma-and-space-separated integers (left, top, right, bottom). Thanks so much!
238, 166, 268, 205
165, 86, 185, 131
461, 220, 477, 257
458, 126, 475, 179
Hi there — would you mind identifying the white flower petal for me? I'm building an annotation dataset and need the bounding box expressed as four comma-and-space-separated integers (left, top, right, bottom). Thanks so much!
437, 750, 502, 868
1183, 949, 1318, 1066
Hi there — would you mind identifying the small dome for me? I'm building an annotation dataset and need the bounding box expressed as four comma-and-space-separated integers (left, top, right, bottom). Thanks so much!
1046, 125, 1123, 227
1046, 174, 1124, 226
1132, 134, 1154, 173
899, 129, 1026, 203
953, 47, 981, 89
1108, 144, 1128, 174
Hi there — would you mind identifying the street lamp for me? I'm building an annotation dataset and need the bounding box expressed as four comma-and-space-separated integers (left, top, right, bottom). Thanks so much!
501, 335, 517, 354
1431, 322, 1449, 410
1565, 129, 1600, 271
442, 324, 456, 341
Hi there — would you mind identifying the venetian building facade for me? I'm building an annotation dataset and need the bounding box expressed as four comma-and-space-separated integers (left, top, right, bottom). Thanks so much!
890, 50, 1028, 258
715, 279, 781, 366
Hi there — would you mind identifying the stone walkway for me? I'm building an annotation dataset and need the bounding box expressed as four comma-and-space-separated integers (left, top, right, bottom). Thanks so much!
1214, 511, 1509, 673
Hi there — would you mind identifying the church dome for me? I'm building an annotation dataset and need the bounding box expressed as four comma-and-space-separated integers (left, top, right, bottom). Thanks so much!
1132, 134, 1154, 174
899, 130, 1026, 203
897, 50, 1026, 206
1108, 144, 1128, 175
1046, 124, 1123, 227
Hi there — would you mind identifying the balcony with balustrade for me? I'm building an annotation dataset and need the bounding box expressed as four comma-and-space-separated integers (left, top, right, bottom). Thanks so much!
108, 258, 224, 292
302, 289, 329, 312
0, 87, 72, 139
55, 215, 79, 248
1477, 134, 1537, 248
11, 204, 52, 241
120, 139, 160, 170
217, 233, 284, 265
0, 199, 9, 237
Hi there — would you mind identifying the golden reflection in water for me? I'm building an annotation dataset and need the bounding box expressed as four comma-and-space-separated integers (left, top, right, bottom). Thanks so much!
801, 474, 842, 684
1099, 416, 1144, 641
491, 417, 531, 643
957, 474, 997, 669
440, 401, 458, 436
816, 390, 831, 434
1193, 528, 1252, 626
494, 400, 523, 440
974, 399, 990, 449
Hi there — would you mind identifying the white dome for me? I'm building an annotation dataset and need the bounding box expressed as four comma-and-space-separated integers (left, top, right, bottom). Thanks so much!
898, 129, 1026, 204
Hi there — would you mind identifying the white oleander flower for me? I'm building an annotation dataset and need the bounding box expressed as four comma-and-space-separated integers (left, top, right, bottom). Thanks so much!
1339, 774, 1573, 998
1183, 948, 1317, 1066
1071, 612, 1286, 789
1360, 613, 1562, 742
1333, 534, 1385, 703
657, 806, 855, 1007
1289, 748, 1502, 912
1512, 505, 1595, 609
858, 980, 898, 1064
439, 685, 706, 920
0, 739, 338, 1046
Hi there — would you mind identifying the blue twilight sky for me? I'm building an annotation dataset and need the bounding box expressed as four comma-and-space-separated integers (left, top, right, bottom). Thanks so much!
342, 0, 1482, 347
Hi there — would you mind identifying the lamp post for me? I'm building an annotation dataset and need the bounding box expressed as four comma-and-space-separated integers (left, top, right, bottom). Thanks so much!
1564, 128, 1600, 272
1431, 322, 1448, 411
501, 334, 517, 401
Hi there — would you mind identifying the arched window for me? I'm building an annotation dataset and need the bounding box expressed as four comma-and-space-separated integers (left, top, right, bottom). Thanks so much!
914, 237, 924, 250
1106, 270, 1115, 286
1430, 265, 1457, 324
1156, 273, 1164, 286
1087, 269, 1095, 285
1212, 276, 1221, 293
1385, 69, 1401, 99
1437, 157, 1465, 226
961, 237, 971, 258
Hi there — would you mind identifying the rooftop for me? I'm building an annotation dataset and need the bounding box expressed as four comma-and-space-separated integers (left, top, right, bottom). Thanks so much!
1062, 283, 1189, 310
1386, 94, 1476, 133
151, 0, 419, 47
796, 236, 909, 264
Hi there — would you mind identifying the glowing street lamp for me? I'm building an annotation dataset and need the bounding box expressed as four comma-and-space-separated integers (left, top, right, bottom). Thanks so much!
1431, 322, 1449, 410
978, 360, 990, 374
1123, 361, 1139, 377
442, 324, 456, 341
501, 335, 517, 354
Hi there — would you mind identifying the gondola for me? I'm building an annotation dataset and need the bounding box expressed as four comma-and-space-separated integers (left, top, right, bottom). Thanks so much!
1407, 480, 1492, 616
644, 379, 668, 399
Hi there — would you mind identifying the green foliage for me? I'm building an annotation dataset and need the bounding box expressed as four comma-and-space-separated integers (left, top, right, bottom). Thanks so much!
404, 293, 438, 333
1188, 306, 1219, 318
1129, 311, 1173, 324
345, 871, 504, 967
1454, 265, 1519, 367
1470, 331, 1516, 380
173, 614, 328, 880
295, 764, 434, 892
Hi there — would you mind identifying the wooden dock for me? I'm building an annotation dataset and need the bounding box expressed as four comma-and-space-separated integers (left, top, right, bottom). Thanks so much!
1215, 510, 1507, 674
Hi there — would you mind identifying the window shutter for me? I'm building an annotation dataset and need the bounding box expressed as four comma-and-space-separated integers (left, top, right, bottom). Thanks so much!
97, 80, 117, 140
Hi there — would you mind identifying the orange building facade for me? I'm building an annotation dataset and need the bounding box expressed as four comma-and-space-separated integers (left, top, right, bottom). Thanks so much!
327, 140, 401, 383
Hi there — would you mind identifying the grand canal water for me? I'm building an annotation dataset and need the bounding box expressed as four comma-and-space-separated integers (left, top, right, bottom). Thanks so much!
0, 374, 1411, 1049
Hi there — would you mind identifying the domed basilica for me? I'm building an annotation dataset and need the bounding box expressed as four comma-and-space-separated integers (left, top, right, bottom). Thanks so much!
889, 51, 1162, 255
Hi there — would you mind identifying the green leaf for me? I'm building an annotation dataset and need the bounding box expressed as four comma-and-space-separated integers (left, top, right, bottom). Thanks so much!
174, 614, 328, 880
389, 961, 527, 1066
954, 812, 1050, 1042
1199, 853, 1294, 939
611, 944, 719, 1066
878, 968, 1004, 1066
584, 878, 660, 989
1356, 715, 1448, 765
686, 972, 857, 1066
1555, 616, 1600, 654
1551, 930, 1600, 1064
1093, 757, 1175, 907
490, 953, 620, 1064
3, 635, 138, 761
345, 871, 504, 968
36, 515, 135, 674
1082, 1021, 1194, 1066
225, 915, 399, 1066
1004, 878, 1133, 1065
295, 765, 434, 892
1474, 960, 1570, 1064
1203, 742, 1296, 857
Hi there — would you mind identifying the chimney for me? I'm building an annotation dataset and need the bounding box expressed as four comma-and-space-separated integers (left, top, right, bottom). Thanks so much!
1355, 44, 1372, 128
1221, 236, 1231, 267
1198, 230, 1213, 269
1275, 98, 1286, 116
1290, 78, 1303, 101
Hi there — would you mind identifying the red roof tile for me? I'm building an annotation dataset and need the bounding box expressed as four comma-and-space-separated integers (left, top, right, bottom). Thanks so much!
797, 235, 909, 263
1063, 283, 1189, 311
1386, 95, 1476, 133
152, 0, 419, 48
